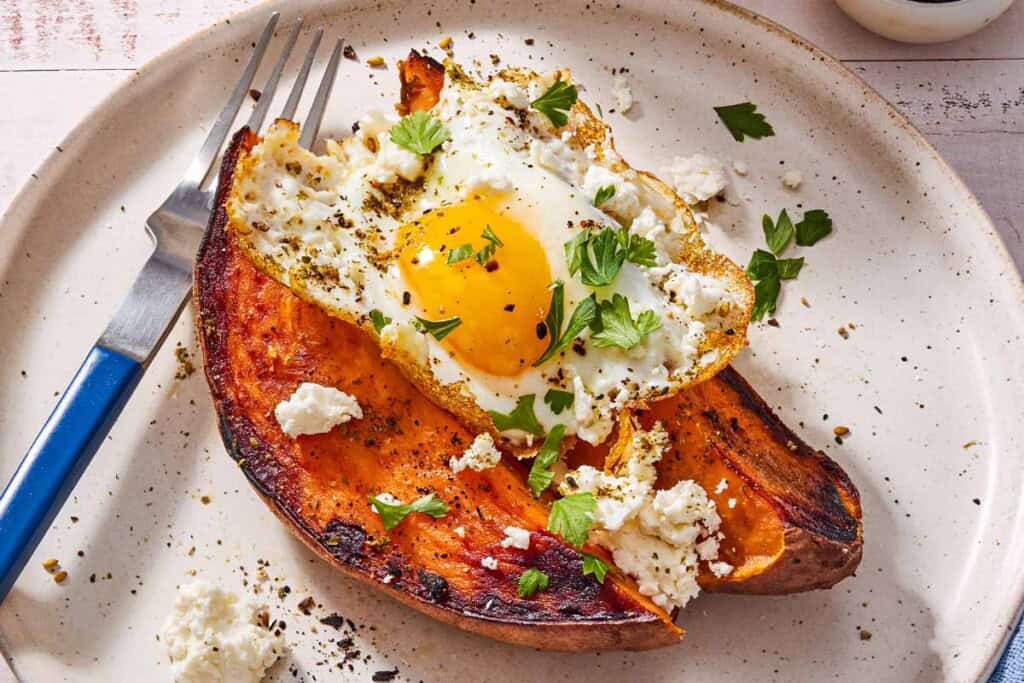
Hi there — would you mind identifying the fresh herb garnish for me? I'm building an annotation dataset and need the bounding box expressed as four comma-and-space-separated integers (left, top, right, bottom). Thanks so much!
751, 273, 781, 321
414, 316, 462, 341
763, 210, 795, 255
517, 568, 550, 598
581, 553, 610, 583
617, 230, 658, 267
446, 244, 475, 264
746, 249, 803, 281
543, 389, 574, 415
488, 394, 545, 436
527, 424, 566, 497
369, 493, 449, 530
776, 257, 805, 280
594, 184, 616, 207
533, 282, 599, 367
369, 309, 392, 334
547, 492, 596, 547
565, 227, 658, 287
795, 209, 833, 246
475, 225, 504, 265
389, 110, 451, 154
531, 78, 578, 127
591, 294, 661, 350
713, 102, 775, 142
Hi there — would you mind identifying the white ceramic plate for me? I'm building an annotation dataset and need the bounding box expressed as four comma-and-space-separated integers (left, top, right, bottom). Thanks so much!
1, 1, 1022, 681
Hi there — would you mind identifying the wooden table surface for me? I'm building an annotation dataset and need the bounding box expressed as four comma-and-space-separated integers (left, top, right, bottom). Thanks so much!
0, 0, 1021, 269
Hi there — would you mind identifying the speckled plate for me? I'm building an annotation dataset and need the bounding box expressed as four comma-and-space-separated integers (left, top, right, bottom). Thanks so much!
1, 1, 1022, 681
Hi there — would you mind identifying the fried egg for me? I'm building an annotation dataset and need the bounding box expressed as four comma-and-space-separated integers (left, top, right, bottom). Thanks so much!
227, 63, 752, 448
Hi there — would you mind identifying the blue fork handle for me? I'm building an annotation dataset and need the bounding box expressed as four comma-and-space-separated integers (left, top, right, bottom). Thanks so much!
0, 345, 144, 601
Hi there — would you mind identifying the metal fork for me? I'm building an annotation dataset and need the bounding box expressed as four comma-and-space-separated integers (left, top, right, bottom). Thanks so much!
0, 14, 344, 602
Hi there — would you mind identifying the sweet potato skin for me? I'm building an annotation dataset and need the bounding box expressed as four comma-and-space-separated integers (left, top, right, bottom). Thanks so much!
195, 129, 681, 651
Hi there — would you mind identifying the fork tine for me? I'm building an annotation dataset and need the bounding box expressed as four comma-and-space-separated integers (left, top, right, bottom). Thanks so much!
280, 27, 323, 121
247, 17, 303, 132
182, 12, 279, 188
298, 38, 344, 149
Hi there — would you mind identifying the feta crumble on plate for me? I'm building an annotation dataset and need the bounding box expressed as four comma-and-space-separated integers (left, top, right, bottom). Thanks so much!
160, 581, 282, 683
500, 526, 531, 549
665, 154, 729, 204
274, 382, 362, 437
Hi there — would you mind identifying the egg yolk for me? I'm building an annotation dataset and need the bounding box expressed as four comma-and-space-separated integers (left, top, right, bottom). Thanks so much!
396, 195, 552, 377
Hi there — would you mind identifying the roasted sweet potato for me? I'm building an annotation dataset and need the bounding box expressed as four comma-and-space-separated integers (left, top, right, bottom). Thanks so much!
195, 129, 682, 651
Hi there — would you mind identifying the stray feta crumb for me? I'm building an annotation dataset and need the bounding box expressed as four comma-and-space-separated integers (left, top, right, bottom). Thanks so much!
709, 561, 734, 578
611, 74, 634, 114
382, 574, 394, 584
782, 170, 803, 190
274, 383, 362, 437
449, 433, 502, 473
481, 556, 499, 570
727, 498, 737, 509
665, 154, 729, 204
714, 478, 729, 494
454, 526, 466, 538
160, 581, 282, 683
500, 526, 531, 550
581, 164, 641, 220
732, 160, 748, 176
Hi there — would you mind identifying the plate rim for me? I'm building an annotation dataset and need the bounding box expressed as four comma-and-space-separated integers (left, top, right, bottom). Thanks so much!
1, 0, 1022, 679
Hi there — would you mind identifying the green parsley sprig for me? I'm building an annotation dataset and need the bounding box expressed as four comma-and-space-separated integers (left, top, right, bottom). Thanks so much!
713, 102, 774, 142
488, 394, 545, 436
369, 493, 449, 530
533, 282, 598, 367
527, 424, 566, 497
593, 184, 616, 207
368, 309, 392, 334
414, 316, 463, 341
581, 553, 610, 583
547, 492, 596, 547
565, 227, 657, 287
748, 209, 831, 320
517, 568, 550, 598
543, 389, 574, 415
591, 294, 661, 350
389, 110, 451, 155
531, 78, 578, 127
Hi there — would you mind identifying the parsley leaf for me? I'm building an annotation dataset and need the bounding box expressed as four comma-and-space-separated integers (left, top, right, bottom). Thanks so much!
547, 492, 596, 547
531, 78, 578, 127
594, 184, 616, 207
746, 249, 778, 281
527, 424, 566, 497
579, 227, 626, 287
369, 493, 449, 530
533, 283, 599, 366
751, 275, 781, 321
517, 568, 550, 598
543, 389, 574, 415
763, 210, 795, 255
776, 257, 805, 280
564, 233, 587, 278
581, 553, 610, 583
617, 230, 658, 267
713, 102, 775, 142
369, 309, 392, 334
389, 110, 451, 155
591, 294, 661, 350
488, 394, 545, 436
446, 244, 474, 264
475, 225, 504, 264
414, 316, 462, 341
795, 209, 833, 246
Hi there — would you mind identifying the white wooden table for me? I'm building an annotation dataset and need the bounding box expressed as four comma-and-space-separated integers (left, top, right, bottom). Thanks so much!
0, 1, 1021, 269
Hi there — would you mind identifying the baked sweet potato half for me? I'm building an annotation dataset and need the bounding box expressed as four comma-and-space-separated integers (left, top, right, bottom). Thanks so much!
196, 129, 682, 651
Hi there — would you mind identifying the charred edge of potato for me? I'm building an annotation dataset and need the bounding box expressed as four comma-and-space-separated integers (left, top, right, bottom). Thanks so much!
397, 49, 445, 115
690, 367, 862, 594
195, 129, 682, 651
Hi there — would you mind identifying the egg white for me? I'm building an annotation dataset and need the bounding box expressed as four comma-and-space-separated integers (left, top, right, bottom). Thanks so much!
228, 65, 749, 447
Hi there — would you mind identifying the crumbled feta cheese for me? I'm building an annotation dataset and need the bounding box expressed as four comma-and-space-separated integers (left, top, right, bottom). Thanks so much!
782, 170, 803, 190
665, 154, 729, 204
611, 74, 634, 114
486, 79, 530, 109
572, 375, 615, 446
274, 383, 362, 437
454, 526, 466, 538
500, 526, 531, 549
732, 160, 748, 176
415, 246, 435, 265
382, 574, 394, 584
727, 498, 737, 509
709, 561, 734, 578
449, 433, 502, 473
629, 207, 666, 240
529, 136, 587, 184
582, 164, 642, 220
481, 556, 499, 570
367, 134, 425, 184
464, 166, 514, 195
380, 320, 429, 365
560, 421, 726, 611
656, 264, 727, 318
714, 478, 729, 494
160, 581, 282, 683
